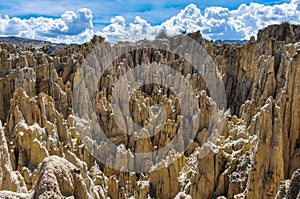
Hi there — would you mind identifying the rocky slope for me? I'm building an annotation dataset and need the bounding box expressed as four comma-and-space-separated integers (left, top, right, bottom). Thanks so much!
0, 23, 299, 199
0, 36, 69, 53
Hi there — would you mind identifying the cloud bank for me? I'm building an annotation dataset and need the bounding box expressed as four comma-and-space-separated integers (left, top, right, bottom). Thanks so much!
0, 1, 299, 44
0, 8, 94, 43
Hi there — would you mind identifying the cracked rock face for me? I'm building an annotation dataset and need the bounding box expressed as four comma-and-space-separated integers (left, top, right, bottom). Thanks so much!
0, 24, 299, 199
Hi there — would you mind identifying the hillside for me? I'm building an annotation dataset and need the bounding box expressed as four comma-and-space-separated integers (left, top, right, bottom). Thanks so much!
0, 23, 299, 199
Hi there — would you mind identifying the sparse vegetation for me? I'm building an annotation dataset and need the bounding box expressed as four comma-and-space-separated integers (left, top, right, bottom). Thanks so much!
41, 45, 50, 53
155, 29, 167, 39
152, 104, 159, 116
281, 21, 292, 41
281, 20, 291, 27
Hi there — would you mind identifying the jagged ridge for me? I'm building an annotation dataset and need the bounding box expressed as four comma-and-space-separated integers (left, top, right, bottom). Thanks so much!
0, 23, 299, 199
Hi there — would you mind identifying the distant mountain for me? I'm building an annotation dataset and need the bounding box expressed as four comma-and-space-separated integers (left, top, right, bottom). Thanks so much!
0, 36, 69, 52
214, 39, 249, 45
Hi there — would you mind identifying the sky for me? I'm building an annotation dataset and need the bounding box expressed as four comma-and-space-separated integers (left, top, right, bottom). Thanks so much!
0, 0, 299, 43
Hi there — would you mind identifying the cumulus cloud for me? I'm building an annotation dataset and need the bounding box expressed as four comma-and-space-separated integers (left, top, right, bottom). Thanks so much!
162, 4, 204, 35
100, 16, 162, 43
101, 0, 300, 42
0, 8, 94, 43
0, 1, 300, 43
160, 1, 300, 40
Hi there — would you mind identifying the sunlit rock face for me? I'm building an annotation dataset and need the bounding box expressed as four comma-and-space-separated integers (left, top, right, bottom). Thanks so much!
0, 24, 299, 199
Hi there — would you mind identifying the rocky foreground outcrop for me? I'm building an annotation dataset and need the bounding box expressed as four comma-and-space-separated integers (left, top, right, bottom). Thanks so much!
0, 23, 299, 199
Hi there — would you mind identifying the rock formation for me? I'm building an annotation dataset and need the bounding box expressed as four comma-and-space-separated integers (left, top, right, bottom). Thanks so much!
0, 24, 299, 199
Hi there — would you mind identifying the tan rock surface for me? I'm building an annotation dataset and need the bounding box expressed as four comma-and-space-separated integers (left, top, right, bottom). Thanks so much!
0, 23, 299, 199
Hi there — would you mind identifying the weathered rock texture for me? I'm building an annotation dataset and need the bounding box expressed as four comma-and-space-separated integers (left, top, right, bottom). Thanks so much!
0, 23, 299, 199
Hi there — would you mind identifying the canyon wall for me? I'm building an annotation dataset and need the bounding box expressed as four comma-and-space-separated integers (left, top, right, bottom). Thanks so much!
0, 23, 299, 199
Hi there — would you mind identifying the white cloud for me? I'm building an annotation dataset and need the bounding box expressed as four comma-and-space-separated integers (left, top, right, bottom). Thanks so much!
292, 0, 300, 10
61, 8, 93, 35
100, 0, 300, 43
111, 16, 126, 26
100, 16, 163, 43
0, 1, 300, 44
0, 8, 94, 43
161, 4, 204, 35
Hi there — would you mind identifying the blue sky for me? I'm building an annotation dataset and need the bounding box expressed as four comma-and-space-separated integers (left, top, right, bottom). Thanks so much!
0, 0, 292, 27
0, 0, 299, 43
